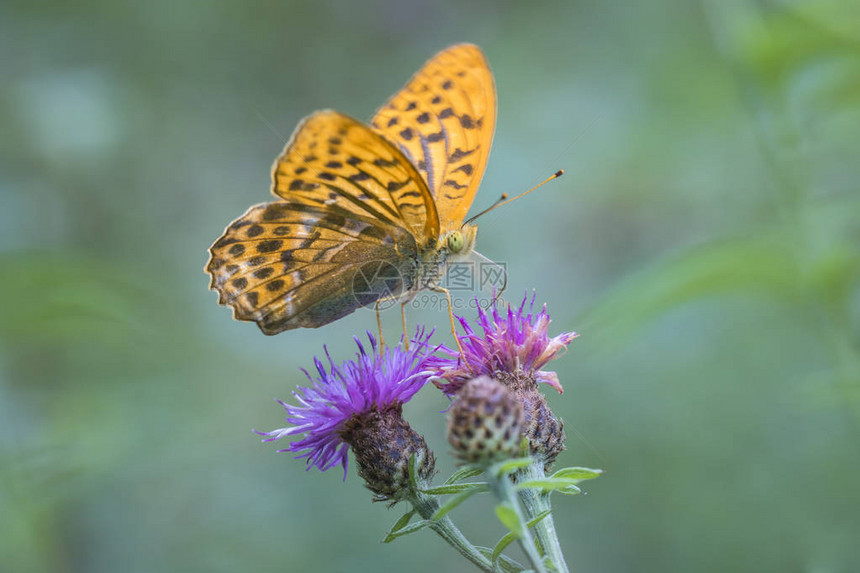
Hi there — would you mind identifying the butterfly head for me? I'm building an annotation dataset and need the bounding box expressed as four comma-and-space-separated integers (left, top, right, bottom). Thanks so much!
444, 224, 477, 260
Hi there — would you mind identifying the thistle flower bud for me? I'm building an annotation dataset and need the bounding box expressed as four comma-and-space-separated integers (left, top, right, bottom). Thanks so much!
497, 370, 565, 466
447, 376, 525, 463
339, 404, 436, 501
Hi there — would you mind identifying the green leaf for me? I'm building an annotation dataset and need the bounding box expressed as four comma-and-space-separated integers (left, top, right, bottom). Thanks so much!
382, 518, 429, 543
517, 477, 582, 495
384, 510, 416, 539
422, 482, 487, 496
475, 546, 527, 573
431, 486, 488, 521
492, 531, 518, 566
495, 502, 523, 537
550, 466, 603, 483
490, 457, 533, 478
445, 464, 485, 484
489, 508, 553, 565
526, 509, 552, 527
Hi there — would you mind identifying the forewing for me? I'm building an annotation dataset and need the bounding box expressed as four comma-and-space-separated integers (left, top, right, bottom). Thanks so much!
206, 201, 417, 334
370, 43, 497, 228
271, 110, 439, 242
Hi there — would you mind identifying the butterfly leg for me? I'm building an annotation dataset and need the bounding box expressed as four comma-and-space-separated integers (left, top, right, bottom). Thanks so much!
375, 300, 386, 355
400, 301, 410, 351
429, 286, 471, 369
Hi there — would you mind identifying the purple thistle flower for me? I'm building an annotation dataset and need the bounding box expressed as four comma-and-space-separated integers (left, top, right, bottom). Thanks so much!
428, 293, 578, 395
256, 329, 437, 479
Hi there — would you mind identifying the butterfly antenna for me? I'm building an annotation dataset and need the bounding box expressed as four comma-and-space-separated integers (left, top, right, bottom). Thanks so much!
463, 169, 564, 226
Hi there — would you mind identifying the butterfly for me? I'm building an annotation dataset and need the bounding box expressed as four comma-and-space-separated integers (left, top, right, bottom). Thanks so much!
206, 44, 498, 337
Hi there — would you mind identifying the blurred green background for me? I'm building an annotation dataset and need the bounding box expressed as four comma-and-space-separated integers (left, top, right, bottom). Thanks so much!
2, 1, 859, 571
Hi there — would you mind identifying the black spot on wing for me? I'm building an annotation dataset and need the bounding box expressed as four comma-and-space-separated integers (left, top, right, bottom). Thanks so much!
300, 231, 321, 249
312, 249, 328, 262
257, 240, 283, 253
263, 204, 290, 221
322, 214, 346, 229
289, 180, 319, 192
449, 148, 476, 162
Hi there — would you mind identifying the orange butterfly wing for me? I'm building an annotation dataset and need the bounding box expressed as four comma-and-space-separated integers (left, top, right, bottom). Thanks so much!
371, 43, 497, 230
207, 111, 438, 334
271, 110, 439, 242
206, 200, 419, 334
207, 46, 497, 335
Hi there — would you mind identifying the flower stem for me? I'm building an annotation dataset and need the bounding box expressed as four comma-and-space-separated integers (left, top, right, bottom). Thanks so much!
516, 461, 570, 573
487, 468, 549, 573
407, 491, 497, 573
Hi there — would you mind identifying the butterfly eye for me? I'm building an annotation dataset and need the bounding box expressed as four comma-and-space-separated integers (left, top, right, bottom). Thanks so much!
446, 231, 465, 253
